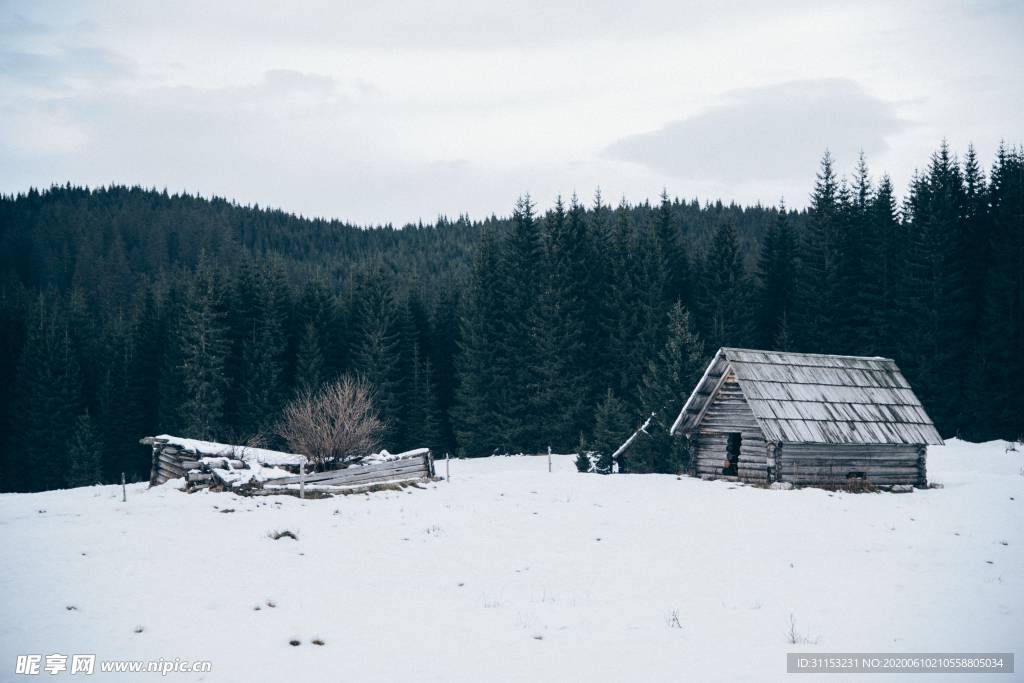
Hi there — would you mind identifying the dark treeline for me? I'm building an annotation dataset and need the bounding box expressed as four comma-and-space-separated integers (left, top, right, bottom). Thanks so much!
1, 141, 1021, 491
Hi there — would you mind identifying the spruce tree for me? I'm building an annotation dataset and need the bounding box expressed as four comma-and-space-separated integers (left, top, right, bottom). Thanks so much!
605, 199, 643, 402
863, 175, 903, 357
498, 195, 545, 451
638, 302, 709, 427
835, 153, 874, 355
452, 227, 505, 456
588, 389, 633, 474
295, 272, 341, 381
898, 142, 970, 435
981, 145, 1024, 439
130, 286, 162, 439
755, 200, 797, 350
349, 261, 404, 446
241, 261, 288, 434
796, 151, 843, 353
405, 345, 442, 453
535, 195, 591, 449
656, 189, 691, 309
431, 274, 461, 455
66, 410, 103, 488
697, 216, 752, 351
178, 253, 230, 441
157, 284, 186, 435
295, 321, 324, 395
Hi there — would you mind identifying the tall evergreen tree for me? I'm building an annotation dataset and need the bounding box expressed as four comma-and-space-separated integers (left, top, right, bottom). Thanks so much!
452, 227, 505, 456
863, 175, 903, 357
130, 286, 162, 438
535, 195, 591, 449
697, 216, 752, 350
755, 200, 798, 350
295, 272, 340, 382
177, 253, 230, 440
240, 259, 289, 434
981, 145, 1024, 439
404, 344, 442, 454
498, 195, 545, 451
639, 302, 709, 425
898, 142, 971, 434
295, 321, 325, 395
656, 189, 691, 309
836, 152, 874, 354
587, 389, 633, 474
796, 151, 844, 353
65, 410, 103, 488
349, 261, 404, 446
431, 274, 462, 455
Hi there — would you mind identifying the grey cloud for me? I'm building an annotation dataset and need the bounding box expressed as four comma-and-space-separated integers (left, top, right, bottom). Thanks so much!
605, 79, 908, 182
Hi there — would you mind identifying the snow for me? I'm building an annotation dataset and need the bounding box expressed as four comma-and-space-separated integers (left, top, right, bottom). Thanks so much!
152, 434, 307, 467
1, 440, 1021, 682
210, 462, 295, 488
356, 447, 431, 465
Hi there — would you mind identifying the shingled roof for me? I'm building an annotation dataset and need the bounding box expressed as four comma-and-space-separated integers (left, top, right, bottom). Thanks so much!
671, 348, 943, 445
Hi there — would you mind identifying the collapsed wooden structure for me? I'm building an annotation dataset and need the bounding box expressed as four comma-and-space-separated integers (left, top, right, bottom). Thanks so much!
143, 435, 434, 494
670, 348, 944, 487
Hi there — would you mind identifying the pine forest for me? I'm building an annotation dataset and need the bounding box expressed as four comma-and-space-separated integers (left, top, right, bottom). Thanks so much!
1, 142, 1022, 492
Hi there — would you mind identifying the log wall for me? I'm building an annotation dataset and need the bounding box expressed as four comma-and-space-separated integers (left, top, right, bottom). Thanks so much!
777, 443, 926, 486
690, 369, 770, 484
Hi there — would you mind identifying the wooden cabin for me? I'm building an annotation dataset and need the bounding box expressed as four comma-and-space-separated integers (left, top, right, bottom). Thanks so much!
670, 348, 943, 487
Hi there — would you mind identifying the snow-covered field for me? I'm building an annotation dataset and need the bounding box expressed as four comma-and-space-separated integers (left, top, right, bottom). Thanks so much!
1, 439, 1021, 682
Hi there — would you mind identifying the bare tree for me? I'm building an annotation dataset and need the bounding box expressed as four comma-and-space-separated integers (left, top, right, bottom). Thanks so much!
276, 375, 385, 471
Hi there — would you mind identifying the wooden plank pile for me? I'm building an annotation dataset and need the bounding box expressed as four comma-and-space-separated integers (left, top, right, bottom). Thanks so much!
267, 449, 435, 493
143, 436, 435, 495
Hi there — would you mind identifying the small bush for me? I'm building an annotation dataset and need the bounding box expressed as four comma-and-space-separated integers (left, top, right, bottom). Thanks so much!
269, 530, 298, 540
289, 640, 300, 647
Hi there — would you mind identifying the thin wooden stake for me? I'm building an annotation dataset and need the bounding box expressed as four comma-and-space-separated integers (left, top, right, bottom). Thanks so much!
121, 472, 126, 502
548, 446, 552, 473
446, 452, 450, 482
300, 462, 306, 499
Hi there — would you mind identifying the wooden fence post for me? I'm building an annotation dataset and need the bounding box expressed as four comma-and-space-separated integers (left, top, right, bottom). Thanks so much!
548, 446, 552, 473
300, 462, 306, 499
121, 472, 126, 502
446, 452, 450, 482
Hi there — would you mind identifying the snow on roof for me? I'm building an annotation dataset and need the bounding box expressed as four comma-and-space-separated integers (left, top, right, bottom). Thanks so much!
671, 348, 944, 445
150, 435, 307, 466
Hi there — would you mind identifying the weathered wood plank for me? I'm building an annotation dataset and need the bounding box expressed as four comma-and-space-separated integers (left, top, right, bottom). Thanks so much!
778, 462, 925, 473
299, 462, 428, 488
781, 466, 921, 477
275, 456, 428, 485
157, 452, 183, 467
158, 462, 186, 476
310, 468, 429, 488
774, 446, 921, 456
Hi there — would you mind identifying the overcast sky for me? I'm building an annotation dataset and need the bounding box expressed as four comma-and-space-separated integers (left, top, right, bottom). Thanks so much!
1, 0, 1021, 226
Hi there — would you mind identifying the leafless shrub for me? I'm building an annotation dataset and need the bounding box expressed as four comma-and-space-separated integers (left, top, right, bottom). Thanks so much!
787, 613, 820, 644
221, 428, 271, 461
276, 375, 385, 471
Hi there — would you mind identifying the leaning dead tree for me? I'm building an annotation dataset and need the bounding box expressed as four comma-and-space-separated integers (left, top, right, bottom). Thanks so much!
276, 375, 386, 471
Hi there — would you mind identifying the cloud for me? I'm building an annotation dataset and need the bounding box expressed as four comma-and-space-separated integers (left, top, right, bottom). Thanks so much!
605, 79, 908, 182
